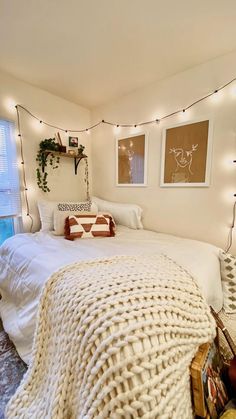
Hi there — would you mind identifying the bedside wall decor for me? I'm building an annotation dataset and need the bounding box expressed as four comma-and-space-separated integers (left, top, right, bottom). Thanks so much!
69, 136, 78, 147
116, 133, 148, 187
161, 119, 212, 187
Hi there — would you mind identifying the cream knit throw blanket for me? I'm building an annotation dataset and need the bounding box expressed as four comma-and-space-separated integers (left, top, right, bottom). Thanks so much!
6, 254, 215, 419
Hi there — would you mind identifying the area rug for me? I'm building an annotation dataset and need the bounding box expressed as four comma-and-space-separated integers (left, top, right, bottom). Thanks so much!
0, 321, 27, 419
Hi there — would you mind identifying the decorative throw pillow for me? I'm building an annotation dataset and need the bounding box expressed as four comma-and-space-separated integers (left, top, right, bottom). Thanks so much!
53, 210, 94, 236
219, 250, 236, 314
58, 201, 93, 212
65, 213, 115, 240
38, 200, 98, 232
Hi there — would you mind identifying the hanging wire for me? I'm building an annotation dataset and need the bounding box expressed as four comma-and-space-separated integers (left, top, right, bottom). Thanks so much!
16, 106, 33, 232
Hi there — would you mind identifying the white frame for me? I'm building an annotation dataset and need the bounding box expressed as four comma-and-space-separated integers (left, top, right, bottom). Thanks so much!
160, 118, 213, 187
115, 132, 148, 187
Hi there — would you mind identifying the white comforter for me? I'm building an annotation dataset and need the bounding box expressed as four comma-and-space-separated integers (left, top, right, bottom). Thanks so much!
0, 226, 222, 364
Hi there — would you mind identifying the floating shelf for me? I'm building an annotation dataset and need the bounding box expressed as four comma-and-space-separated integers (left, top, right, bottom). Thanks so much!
42, 150, 87, 175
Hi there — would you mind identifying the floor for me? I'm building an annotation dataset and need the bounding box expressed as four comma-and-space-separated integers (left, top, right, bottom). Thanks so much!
0, 320, 27, 419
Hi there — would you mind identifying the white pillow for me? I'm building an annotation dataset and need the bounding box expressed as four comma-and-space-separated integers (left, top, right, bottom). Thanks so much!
38, 200, 56, 231
38, 200, 98, 231
92, 196, 143, 229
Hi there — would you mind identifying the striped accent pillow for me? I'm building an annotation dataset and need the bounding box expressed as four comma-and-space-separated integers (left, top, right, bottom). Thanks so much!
65, 213, 115, 240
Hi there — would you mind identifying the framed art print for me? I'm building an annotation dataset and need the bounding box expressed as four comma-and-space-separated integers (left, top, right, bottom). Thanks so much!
160, 119, 212, 187
116, 132, 148, 187
69, 136, 78, 147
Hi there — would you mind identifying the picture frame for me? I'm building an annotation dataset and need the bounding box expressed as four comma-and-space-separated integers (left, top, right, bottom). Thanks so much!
116, 132, 148, 187
190, 341, 228, 418
160, 119, 213, 187
69, 136, 78, 147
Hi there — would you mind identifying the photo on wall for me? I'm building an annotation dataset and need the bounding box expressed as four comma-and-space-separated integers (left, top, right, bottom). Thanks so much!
116, 133, 148, 186
69, 136, 78, 147
160, 119, 212, 187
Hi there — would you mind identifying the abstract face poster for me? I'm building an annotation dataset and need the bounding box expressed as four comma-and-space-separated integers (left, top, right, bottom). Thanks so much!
161, 120, 210, 186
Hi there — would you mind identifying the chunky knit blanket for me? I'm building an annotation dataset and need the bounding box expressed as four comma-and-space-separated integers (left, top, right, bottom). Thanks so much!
6, 254, 215, 419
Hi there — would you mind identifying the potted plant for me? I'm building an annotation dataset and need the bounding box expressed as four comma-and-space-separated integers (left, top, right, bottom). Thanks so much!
78, 144, 85, 155
36, 138, 60, 192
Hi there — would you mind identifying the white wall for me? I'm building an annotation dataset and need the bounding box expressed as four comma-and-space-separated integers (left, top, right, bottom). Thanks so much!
91, 50, 236, 253
0, 70, 91, 232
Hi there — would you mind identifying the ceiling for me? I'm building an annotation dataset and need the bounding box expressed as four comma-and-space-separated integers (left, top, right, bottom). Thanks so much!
1, 0, 236, 109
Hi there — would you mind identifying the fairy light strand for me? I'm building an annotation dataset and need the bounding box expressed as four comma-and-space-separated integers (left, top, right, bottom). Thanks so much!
16, 105, 34, 231
225, 200, 236, 253
15, 76, 236, 132
15, 76, 236, 237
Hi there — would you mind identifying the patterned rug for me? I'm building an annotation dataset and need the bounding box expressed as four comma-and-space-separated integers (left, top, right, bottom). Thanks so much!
0, 320, 27, 419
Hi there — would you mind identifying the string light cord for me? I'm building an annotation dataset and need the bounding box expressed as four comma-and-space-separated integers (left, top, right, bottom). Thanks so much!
225, 200, 236, 253
15, 75, 236, 235
16, 106, 34, 232
16, 76, 236, 132
16, 105, 103, 133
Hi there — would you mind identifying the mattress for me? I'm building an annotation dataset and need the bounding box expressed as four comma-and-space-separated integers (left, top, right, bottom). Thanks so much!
0, 225, 222, 364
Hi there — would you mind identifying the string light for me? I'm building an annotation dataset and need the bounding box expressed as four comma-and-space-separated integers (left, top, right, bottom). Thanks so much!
225, 200, 236, 253
225, 159, 236, 252
16, 105, 33, 232
15, 76, 236, 236
15, 76, 236, 133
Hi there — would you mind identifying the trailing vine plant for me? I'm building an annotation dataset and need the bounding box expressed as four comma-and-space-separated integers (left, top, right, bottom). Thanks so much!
84, 158, 90, 200
78, 144, 85, 155
36, 138, 60, 192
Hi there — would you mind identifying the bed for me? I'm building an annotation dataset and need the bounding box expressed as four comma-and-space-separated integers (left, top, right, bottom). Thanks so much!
0, 225, 221, 418
0, 225, 222, 364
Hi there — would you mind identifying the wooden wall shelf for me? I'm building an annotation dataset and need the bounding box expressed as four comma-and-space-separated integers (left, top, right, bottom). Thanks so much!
42, 150, 87, 175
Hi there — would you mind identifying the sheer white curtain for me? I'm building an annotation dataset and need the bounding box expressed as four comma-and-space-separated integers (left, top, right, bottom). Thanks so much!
0, 119, 22, 242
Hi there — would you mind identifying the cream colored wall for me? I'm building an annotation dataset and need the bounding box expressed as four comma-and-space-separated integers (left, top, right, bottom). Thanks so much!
0, 70, 91, 232
91, 51, 236, 253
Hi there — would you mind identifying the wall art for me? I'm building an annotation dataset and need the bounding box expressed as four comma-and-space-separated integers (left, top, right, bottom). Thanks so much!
116, 133, 148, 186
160, 119, 212, 187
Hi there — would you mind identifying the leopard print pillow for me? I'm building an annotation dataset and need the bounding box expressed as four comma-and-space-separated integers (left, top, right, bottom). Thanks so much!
57, 201, 92, 212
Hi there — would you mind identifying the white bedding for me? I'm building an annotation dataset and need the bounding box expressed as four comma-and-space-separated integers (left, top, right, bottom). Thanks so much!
0, 226, 222, 364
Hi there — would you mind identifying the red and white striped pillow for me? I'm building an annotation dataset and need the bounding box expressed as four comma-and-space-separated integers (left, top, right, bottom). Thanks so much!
65, 213, 115, 240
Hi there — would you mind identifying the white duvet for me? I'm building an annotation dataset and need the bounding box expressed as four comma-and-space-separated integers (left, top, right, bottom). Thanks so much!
0, 226, 222, 364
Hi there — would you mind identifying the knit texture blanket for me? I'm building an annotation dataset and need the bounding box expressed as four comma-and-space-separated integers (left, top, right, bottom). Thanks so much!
6, 254, 215, 419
